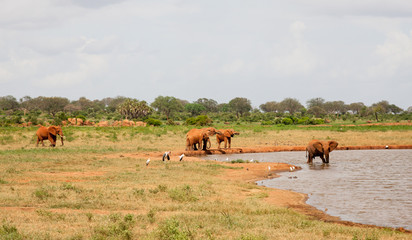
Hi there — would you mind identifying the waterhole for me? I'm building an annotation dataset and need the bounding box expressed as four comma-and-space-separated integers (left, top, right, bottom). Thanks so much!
203, 149, 412, 230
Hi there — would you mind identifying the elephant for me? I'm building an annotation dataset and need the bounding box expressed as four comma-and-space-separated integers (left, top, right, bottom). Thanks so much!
36, 126, 64, 147
306, 140, 338, 163
216, 129, 240, 149
185, 127, 221, 151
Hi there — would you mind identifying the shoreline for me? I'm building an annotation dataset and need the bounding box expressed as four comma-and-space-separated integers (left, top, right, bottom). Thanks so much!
181, 146, 412, 233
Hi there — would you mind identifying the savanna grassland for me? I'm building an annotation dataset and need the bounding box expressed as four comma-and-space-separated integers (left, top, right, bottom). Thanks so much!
0, 124, 411, 239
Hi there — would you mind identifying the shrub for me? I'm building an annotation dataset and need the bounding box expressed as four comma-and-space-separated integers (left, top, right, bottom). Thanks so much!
145, 118, 162, 126
157, 218, 193, 240
281, 117, 293, 125
185, 115, 212, 126
261, 120, 273, 125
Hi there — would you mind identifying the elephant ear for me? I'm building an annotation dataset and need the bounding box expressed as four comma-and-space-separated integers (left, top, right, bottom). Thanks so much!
328, 141, 339, 152
224, 130, 231, 138
48, 126, 57, 136
313, 141, 323, 152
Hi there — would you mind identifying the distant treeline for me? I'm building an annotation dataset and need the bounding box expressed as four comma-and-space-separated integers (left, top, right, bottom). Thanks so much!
0, 95, 411, 126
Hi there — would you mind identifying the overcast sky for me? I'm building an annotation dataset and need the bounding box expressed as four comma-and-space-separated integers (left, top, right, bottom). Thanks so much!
1, 0, 412, 109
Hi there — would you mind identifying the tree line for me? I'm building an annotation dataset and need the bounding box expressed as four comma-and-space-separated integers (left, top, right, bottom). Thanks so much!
0, 95, 411, 126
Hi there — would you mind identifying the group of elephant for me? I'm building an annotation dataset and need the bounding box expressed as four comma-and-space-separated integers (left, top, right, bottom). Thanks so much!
185, 127, 239, 151
35, 125, 339, 164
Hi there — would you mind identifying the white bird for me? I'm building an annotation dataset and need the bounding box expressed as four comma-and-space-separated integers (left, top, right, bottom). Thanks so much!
146, 158, 150, 166
226, 157, 229, 161
268, 166, 271, 171
179, 154, 185, 161
162, 151, 171, 161
250, 159, 254, 163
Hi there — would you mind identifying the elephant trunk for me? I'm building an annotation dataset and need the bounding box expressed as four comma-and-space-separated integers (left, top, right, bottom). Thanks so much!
324, 151, 330, 163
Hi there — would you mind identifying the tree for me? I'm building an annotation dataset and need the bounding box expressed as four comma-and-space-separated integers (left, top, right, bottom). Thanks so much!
105, 96, 128, 112
279, 98, 303, 114
0, 95, 19, 110
228, 97, 252, 118
195, 98, 218, 112
307, 106, 327, 118
185, 103, 206, 116
324, 101, 347, 115
388, 104, 403, 114
348, 102, 365, 115
259, 101, 279, 113
117, 99, 153, 119
151, 96, 184, 120
306, 98, 325, 109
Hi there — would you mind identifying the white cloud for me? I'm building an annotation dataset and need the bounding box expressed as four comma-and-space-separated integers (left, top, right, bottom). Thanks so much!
369, 30, 412, 78
39, 54, 108, 87
271, 21, 317, 76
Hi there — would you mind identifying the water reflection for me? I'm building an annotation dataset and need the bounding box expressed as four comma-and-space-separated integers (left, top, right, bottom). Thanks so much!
203, 149, 412, 230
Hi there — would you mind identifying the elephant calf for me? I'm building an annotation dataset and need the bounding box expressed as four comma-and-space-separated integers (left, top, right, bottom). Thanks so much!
36, 125, 64, 147
216, 129, 239, 149
306, 140, 338, 163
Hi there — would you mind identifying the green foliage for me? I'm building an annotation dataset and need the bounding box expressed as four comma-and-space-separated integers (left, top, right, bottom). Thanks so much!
185, 103, 206, 116
0, 222, 23, 240
185, 115, 212, 126
34, 187, 52, 200
281, 117, 293, 125
151, 96, 184, 120
92, 213, 135, 240
157, 218, 193, 240
145, 118, 162, 126
117, 98, 153, 120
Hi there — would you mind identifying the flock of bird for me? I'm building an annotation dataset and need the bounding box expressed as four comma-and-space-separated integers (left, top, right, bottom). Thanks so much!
146, 152, 185, 166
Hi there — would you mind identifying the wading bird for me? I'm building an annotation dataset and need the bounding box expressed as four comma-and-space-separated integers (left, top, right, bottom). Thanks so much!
163, 151, 171, 161
146, 159, 150, 166
179, 154, 185, 161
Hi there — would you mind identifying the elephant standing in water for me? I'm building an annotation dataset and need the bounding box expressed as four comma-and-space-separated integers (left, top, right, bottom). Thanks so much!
185, 127, 221, 151
216, 129, 239, 149
36, 126, 64, 147
306, 140, 338, 163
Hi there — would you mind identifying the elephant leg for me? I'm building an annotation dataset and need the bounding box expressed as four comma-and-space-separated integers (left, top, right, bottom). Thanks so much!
228, 138, 231, 148
320, 155, 327, 163
307, 153, 313, 163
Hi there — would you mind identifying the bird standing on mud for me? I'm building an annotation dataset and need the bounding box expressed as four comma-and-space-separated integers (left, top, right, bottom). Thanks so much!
163, 151, 171, 161
179, 154, 185, 161
146, 159, 150, 166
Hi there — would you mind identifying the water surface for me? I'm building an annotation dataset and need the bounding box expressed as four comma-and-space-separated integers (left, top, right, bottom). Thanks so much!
203, 149, 412, 230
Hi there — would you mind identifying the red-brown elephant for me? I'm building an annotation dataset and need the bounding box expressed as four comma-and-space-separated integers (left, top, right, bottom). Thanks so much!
216, 129, 239, 149
36, 126, 64, 147
185, 127, 221, 151
306, 140, 338, 163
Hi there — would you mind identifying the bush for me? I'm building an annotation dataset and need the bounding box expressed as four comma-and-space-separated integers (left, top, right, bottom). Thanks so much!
185, 115, 212, 126
281, 117, 293, 125
145, 118, 162, 126
308, 118, 325, 125
261, 121, 273, 125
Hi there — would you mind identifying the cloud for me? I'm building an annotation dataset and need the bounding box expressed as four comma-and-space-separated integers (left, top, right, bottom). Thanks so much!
369, 30, 412, 78
39, 54, 109, 88
271, 21, 318, 76
293, 0, 412, 18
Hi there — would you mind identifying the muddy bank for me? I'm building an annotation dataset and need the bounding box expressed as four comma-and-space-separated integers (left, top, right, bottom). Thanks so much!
180, 145, 412, 157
